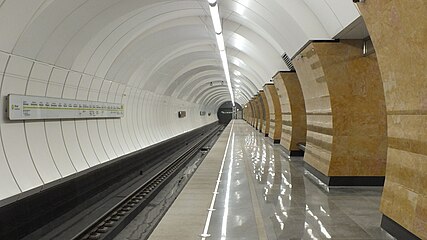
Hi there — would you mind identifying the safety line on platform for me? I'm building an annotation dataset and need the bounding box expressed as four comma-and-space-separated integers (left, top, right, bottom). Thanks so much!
200, 121, 234, 239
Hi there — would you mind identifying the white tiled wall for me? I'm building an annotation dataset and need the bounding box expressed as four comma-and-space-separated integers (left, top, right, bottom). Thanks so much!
0, 52, 217, 206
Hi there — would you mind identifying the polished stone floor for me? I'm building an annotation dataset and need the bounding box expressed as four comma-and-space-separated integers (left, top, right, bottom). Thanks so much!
205, 121, 396, 240
133, 120, 397, 239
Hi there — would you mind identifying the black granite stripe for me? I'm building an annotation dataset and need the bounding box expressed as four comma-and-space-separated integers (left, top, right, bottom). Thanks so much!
381, 215, 421, 240
329, 176, 385, 186
312, 39, 341, 43
290, 150, 304, 156
282, 147, 305, 157
305, 163, 385, 186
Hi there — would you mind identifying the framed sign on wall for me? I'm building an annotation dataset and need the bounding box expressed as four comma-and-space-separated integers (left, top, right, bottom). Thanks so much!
178, 111, 187, 118
7, 94, 124, 120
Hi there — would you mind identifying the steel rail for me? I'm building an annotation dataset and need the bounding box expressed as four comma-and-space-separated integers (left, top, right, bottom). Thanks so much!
71, 125, 223, 240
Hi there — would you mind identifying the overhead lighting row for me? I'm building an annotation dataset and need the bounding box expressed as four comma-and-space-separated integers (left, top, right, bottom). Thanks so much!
208, 0, 235, 106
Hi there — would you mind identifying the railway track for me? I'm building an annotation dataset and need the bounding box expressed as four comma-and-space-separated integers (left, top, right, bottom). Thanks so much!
71, 125, 224, 240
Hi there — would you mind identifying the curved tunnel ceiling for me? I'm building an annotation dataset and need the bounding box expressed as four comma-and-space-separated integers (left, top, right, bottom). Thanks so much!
0, 0, 360, 109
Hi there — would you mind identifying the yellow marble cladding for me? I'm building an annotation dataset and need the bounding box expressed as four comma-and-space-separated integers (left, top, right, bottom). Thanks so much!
243, 104, 250, 122
249, 100, 256, 127
245, 102, 249, 124
260, 91, 270, 135
251, 99, 256, 128
247, 104, 253, 125
247, 101, 252, 125
358, 1, 427, 238
249, 99, 254, 127
254, 96, 261, 130
251, 100, 256, 127
252, 98, 258, 128
256, 94, 266, 131
293, 41, 387, 177
245, 101, 254, 126
273, 71, 307, 152
263, 84, 282, 141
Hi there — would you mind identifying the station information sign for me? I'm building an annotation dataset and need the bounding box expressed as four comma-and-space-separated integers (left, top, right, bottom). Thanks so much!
8, 94, 124, 120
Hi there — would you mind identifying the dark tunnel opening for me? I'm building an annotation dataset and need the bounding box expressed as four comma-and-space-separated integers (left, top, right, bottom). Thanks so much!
217, 101, 243, 125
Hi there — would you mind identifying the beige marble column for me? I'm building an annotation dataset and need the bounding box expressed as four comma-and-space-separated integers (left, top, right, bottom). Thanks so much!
246, 100, 255, 126
260, 90, 270, 136
248, 100, 252, 126
253, 96, 260, 130
255, 94, 265, 132
357, 2, 427, 238
243, 104, 248, 121
292, 40, 387, 183
249, 100, 255, 127
273, 71, 307, 155
263, 83, 282, 143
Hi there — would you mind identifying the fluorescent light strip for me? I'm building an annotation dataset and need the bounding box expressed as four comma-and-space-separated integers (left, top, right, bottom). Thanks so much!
216, 33, 225, 51
209, 3, 222, 34
208, 1, 235, 106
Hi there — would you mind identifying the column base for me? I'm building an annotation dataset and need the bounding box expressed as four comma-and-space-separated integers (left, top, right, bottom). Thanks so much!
304, 163, 385, 186
273, 139, 280, 144
282, 148, 305, 157
290, 150, 304, 156
381, 215, 421, 240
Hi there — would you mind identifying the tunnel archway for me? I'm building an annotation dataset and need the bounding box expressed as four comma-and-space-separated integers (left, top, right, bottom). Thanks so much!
217, 101, 243, 125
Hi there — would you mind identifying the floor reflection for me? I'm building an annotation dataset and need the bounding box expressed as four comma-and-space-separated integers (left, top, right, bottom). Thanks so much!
238, 121, 395, 240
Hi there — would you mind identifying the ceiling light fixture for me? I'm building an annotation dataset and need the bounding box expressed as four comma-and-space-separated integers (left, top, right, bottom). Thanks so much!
216, 33, 225, 51
209, 4, 222, 34
207, 0, 235, 106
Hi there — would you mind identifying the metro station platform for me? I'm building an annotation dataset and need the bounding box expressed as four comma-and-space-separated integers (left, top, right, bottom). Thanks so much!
121, 120, 396, 240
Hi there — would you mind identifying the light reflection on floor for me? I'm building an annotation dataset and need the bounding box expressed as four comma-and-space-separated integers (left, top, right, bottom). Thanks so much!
209, 121, 396, 240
